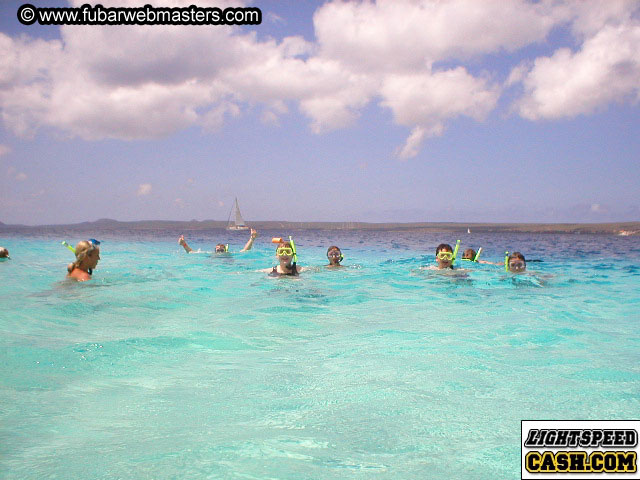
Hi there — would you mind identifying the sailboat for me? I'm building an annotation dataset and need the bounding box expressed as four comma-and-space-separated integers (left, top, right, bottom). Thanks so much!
226, 197, 249, 230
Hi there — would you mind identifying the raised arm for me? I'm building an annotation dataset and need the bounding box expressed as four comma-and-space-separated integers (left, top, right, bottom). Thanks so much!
240, 229, 258, 252
178, 235, 194, 253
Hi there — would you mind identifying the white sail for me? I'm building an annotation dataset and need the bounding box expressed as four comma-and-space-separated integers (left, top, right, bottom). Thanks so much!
227, 198, 249, 230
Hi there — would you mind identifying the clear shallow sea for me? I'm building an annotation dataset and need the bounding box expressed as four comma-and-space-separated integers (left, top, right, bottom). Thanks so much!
1, 229, 639, 479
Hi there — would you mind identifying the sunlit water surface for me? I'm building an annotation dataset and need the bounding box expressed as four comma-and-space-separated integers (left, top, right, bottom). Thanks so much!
1, 229, 639, 479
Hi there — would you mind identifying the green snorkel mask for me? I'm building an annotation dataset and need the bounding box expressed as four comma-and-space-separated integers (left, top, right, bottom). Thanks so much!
451, 239, 460, 266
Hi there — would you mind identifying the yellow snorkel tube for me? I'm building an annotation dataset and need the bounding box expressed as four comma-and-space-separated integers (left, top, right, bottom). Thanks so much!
474, 247, 482, 262
451, 239, 460, 266
504, 251, 509, 271
289, 236, 298, 264
62, 241, 76, 254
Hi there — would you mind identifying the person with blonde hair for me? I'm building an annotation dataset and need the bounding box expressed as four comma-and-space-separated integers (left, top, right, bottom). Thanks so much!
66, 240, 100, 281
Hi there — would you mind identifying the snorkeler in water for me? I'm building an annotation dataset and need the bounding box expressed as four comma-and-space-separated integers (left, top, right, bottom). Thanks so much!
0, 247, 9, 259
66, 239, 100, 282
261, 236, 306, 276
505, 251, 527, 273
427, 240, 461, 270
326, 246, 344, 267
461, 247, 495, 265
179, 229, 257, 254
502, 250, 550, 286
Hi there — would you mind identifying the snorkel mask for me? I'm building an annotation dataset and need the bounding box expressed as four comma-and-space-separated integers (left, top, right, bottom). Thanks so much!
214, 244, 229, 253
437, 251, 454, 261
505, 251, 527, 272
509, 260, 526, 272
272, 237, 298, 265
327, 249, 344, 263
62, 238, 101, 255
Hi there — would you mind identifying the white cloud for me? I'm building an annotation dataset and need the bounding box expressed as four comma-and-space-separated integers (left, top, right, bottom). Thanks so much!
396, 126, 428, 160
0, 144, 10, 156
137, 183, 152, 196
0, 0, 638, 158
381, 69, 499, 158
200, 101, 241, 133
515, 22, 640, 120
313, 0, 566, 72
568, 0, 638, 38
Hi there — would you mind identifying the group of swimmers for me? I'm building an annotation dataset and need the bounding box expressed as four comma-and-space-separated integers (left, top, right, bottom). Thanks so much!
434, 241, 527, 273
41, 229, 529, 282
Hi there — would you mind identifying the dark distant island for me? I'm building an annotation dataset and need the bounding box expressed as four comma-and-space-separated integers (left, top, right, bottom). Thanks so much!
0, 218, 638, 235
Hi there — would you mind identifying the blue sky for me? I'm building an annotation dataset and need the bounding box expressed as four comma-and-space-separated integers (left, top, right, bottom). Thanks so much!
1, 0, 639, 225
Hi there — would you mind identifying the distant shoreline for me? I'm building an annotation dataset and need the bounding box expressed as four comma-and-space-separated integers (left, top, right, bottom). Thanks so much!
1, 218, 639, 235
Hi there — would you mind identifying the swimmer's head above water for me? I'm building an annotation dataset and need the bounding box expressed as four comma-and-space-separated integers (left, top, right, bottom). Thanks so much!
506, 251, 526, 273
0, 247, 9, 258
462, 248, 476, 260
275, 240, 295, 266
435, 243, 454, 269
66, 240, 100, 281
215, 243, 228, 253
326, 246, 344, 266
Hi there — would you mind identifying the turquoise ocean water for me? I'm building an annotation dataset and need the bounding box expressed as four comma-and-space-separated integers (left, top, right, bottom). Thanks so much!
1, 229, 639, 479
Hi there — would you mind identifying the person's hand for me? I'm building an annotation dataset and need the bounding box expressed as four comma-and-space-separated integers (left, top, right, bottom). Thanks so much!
250, 229, 258, 239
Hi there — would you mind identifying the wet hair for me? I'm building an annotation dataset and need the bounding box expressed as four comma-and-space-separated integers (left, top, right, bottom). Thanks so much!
67, 240, 98, 274
0, 247, 8, 258
215, 243, 226, 252
462, 248, 476, 260
508, 252, 526, 263
326, 245, 341, 256
435, 243, 453, 255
